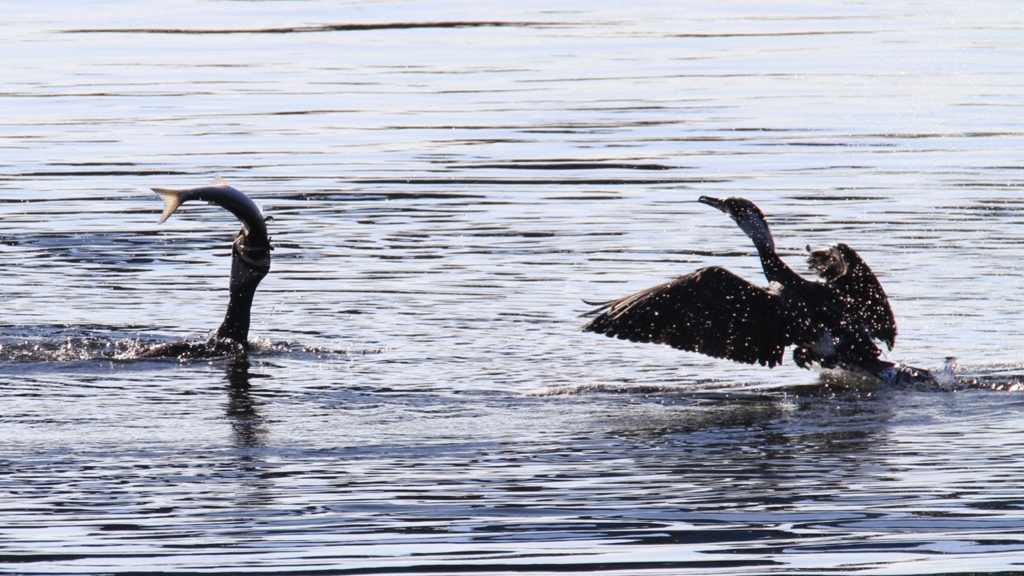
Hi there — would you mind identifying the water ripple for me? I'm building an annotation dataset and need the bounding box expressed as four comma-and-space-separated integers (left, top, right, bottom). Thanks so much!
4, 0, 1024, 573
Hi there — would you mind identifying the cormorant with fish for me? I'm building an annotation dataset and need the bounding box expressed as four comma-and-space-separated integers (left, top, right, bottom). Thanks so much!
138, 178, 271, 358
582, 196, 930, 384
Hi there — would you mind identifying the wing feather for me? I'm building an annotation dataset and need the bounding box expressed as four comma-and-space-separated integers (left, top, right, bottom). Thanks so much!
807, 243, 896, 349
582, 266, 791, 367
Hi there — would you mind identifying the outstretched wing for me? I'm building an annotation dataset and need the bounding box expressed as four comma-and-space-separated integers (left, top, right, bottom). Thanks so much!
807, 243, 896, 350
582, 266, 791, 367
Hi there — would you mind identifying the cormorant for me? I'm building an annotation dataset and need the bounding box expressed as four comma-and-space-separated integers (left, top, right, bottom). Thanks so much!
137, 178, 271, 358
582, 196, 929, 384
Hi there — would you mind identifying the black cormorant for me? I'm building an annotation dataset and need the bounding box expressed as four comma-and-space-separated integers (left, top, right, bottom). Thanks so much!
582, 196, 928, 383
138, 178, 271, 358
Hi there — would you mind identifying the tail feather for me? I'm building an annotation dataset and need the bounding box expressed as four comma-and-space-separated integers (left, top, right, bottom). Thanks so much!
152, 188, 183, 224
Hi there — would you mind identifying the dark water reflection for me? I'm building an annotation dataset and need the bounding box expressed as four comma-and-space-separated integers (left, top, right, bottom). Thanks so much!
4, 0, 1024, 574
224, 357, 270, 449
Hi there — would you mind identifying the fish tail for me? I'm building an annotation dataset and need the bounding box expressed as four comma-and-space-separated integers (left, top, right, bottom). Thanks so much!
152, 188, 183, 224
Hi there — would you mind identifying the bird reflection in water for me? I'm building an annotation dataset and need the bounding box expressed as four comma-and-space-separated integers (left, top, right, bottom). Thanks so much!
223, 356, 269, 449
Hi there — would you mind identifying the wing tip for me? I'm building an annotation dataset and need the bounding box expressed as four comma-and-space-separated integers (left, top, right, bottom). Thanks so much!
579, 299, 613, 319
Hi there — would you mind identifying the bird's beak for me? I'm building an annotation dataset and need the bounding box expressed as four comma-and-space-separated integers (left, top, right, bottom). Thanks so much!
698, 195, 727, 212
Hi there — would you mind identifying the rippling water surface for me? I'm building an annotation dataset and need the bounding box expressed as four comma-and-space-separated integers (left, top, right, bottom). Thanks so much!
4, 1, 1024, 574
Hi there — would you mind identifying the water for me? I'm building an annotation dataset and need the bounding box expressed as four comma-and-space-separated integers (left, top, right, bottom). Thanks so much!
3, 1, 1024, 573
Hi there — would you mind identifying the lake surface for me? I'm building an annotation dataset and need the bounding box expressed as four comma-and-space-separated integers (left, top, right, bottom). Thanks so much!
3, 1, 1024, 573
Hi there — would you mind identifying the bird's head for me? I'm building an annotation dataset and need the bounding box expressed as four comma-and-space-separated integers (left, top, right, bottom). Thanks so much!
699, 196, 774, 250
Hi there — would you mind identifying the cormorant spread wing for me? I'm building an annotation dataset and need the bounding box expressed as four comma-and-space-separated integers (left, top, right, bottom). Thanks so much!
583, 266, 792, 367
807, 243, 896, 350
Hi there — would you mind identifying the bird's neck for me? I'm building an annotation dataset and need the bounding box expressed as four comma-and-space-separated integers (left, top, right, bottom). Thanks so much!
757, 247, 800, 285
216, 233, 270, 347
749, 231, 802, 286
